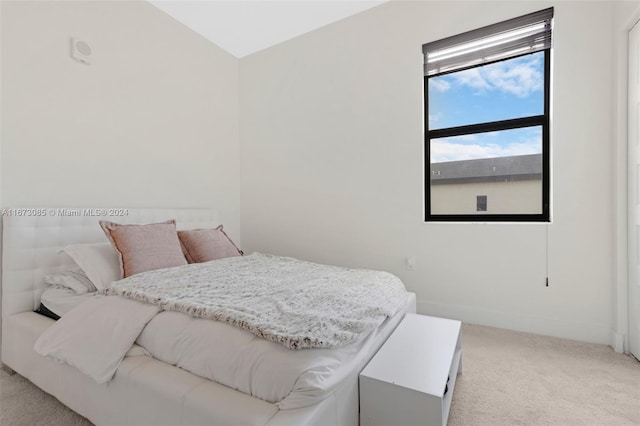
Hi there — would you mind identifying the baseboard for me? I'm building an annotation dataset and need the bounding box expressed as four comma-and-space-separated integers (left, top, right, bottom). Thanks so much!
417, 300, 611, 346
0, 362, 15, 375
610, 330, 626, 354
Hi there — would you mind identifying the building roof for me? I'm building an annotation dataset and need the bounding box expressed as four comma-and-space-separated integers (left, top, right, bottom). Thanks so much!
431, 154, 542, 185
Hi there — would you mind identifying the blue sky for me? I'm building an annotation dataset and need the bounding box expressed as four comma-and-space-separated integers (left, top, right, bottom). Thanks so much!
428, 52, 544, 163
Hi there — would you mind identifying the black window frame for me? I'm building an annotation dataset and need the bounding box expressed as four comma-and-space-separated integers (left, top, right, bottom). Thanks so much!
424, 12, 552, 223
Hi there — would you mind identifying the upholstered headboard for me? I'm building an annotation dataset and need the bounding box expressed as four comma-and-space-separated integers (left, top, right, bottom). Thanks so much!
1, 208, 220, 317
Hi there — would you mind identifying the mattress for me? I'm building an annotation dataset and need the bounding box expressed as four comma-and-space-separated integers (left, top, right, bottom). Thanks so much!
136, 292, 416, 410
2, 312, 282, 426
34, 281, 416, 410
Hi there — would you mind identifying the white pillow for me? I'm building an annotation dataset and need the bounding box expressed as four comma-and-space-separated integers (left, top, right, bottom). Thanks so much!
44, 267, 97, 294
61, 243, 121, 291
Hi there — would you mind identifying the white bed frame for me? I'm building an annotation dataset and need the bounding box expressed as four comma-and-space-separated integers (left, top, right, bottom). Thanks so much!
0, 208, 416, 426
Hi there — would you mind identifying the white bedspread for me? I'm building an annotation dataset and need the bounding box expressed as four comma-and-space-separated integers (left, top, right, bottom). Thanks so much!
40, 286, 95, 317
33, 254, 410, 409
107, 253, 408, 350
33, 295, 159, 383
136, 295, 410, 409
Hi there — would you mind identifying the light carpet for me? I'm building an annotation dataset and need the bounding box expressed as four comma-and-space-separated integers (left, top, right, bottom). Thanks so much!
0, 323, 638, 425
448, 324, 640, 425
0, 368, 92, 426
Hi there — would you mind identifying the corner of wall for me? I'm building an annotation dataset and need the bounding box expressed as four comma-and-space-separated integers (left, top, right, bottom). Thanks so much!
611, 329, 625, 353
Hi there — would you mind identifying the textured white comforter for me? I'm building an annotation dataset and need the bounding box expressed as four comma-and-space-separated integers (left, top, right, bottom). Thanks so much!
108, 253, 408, 349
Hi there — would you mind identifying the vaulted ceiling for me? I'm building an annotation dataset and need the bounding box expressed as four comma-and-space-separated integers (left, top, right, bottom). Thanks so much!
149, 1, 388, 58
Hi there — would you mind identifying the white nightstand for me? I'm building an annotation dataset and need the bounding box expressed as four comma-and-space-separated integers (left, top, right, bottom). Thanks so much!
359, 314, 462, 426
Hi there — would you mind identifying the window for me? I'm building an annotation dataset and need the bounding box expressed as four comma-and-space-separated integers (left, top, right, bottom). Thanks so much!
423, 8, 553, 222
477, 195, 487, 212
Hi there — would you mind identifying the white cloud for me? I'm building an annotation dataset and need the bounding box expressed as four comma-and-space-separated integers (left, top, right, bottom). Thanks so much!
431, 139, 540, 163
453, 134, 477, 142
428, 112, 443, 126
451, 68, 491, 92
429, 78, 451, 92
484, 60, 543, 97
449, 54, 543, 98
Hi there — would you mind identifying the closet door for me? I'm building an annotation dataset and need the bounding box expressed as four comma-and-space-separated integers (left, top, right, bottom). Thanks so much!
629, 18, 640, 359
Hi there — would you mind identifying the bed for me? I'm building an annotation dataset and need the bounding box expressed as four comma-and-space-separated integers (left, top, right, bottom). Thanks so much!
0, 208, 416, 425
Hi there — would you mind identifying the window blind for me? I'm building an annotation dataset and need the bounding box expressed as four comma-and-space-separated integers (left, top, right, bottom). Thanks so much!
423, 7, 553, 76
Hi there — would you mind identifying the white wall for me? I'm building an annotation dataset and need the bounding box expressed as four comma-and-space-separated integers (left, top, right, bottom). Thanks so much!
0, 0, 241, 240
613, 1, 640, 353
240, 1, 617, 344
0, 0, 625, 347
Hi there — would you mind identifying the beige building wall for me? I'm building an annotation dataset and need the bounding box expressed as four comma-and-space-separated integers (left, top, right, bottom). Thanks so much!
431, 180, 542, 215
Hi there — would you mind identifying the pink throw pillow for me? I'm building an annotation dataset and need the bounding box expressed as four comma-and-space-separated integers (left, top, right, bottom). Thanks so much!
178, 225, 242, 263
100, 219, 187, 278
